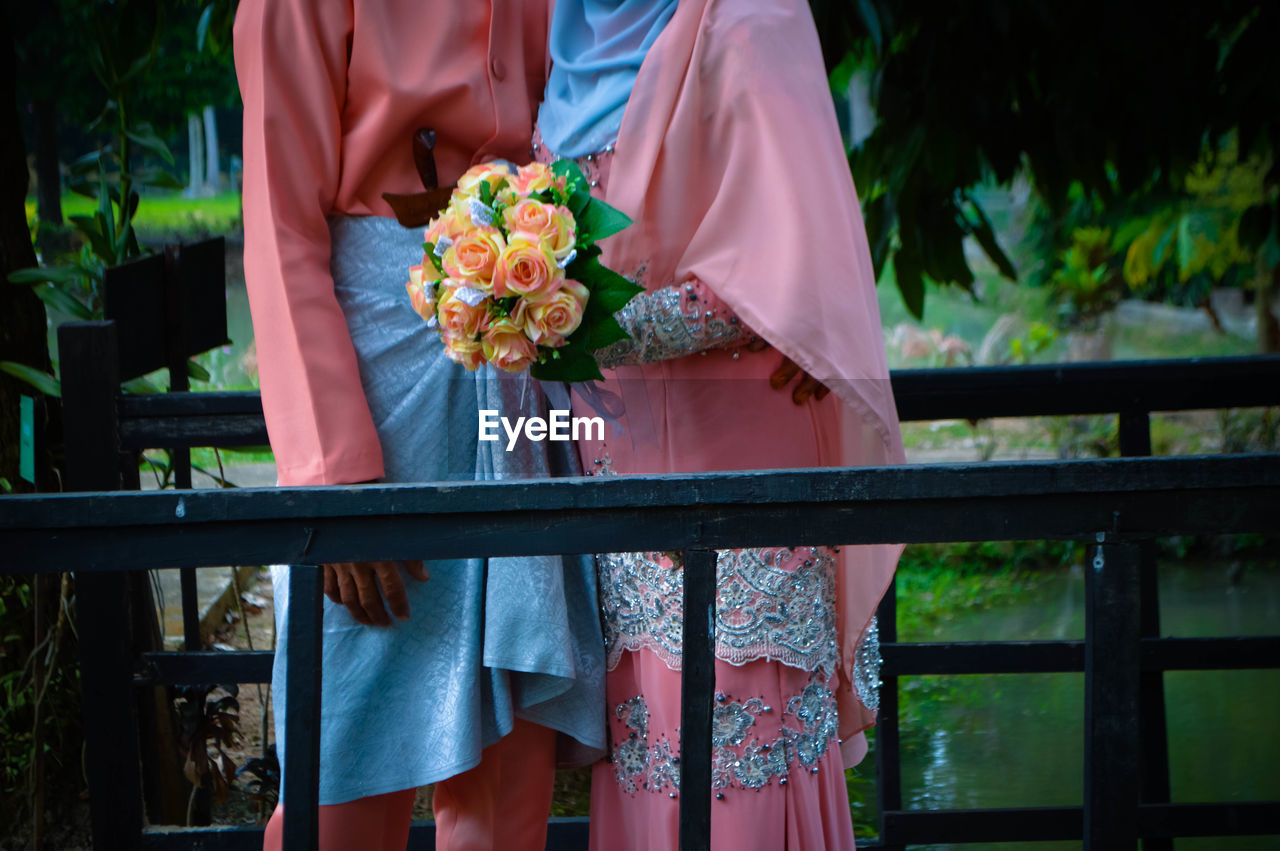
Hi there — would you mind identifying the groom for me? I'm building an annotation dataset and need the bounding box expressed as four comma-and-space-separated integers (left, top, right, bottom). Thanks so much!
235, 2, 602, 850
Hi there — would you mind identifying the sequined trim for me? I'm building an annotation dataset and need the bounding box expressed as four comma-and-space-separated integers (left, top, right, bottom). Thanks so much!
854, 617, 883, 714
608, 674, 840, 796
599, 548, 839, 681
594, 284, 748, 368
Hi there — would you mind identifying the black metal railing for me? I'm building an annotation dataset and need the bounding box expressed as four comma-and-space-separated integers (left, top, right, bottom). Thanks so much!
5, 244, 1280, 849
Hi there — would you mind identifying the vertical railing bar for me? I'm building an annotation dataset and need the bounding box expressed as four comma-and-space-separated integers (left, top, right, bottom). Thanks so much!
59, 321, 144, 850
1084, 538, 1142, 849
1118, 409, 1173, 851
679, 548, 716, 851
874, 578, 904, 850
282, 566, 324, 851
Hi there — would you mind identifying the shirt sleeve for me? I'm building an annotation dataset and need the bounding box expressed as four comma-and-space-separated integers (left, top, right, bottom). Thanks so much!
595, 276, 754, 368
234, 0, 385, 486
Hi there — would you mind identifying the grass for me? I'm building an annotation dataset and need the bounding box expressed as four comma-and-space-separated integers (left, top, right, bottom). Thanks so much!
26, 191, 243, 239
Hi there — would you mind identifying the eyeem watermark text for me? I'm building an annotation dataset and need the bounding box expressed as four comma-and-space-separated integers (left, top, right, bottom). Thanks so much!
479, 409, 604, 451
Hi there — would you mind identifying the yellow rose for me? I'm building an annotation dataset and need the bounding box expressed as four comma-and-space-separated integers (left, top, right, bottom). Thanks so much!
443, 332, 485, 371
424, 207, 470, 246
405, 268, 436, 321
492, 232, 564, 300
436, 283, 489, 341
501, 200, 577, 260
515, 280, 588, 347
455, 162, 513, 199
442, 230, 505, 291
481, 317, 538, 373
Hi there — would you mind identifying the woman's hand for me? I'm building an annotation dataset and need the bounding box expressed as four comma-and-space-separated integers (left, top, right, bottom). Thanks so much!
323, 561, 430, 626
748, 338, 830, 405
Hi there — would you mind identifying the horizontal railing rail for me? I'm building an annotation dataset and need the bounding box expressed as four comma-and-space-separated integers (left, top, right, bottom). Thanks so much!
4, 456, 1280, 849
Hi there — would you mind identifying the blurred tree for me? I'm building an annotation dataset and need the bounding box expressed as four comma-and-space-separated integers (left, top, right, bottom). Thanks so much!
827, 1, 1279, 349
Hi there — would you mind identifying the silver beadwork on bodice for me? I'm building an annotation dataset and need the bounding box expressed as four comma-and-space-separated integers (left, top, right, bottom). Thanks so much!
598, 547, 841, 681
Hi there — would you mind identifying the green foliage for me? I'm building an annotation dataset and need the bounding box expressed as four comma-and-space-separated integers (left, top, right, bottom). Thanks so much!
834, 2, 1280, 319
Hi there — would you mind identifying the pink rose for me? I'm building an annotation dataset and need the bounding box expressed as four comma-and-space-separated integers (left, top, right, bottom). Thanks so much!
424, 207, 470, 245
481, 317, 538, 373
501, 200, 576, 260
514, 280, 588, 347
436, 284, 489, 341
492, 232, 564, 300
442, 231, 504, 290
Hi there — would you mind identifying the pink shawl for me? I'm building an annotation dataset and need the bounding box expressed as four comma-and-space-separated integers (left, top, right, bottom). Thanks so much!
602, 0, 906, 743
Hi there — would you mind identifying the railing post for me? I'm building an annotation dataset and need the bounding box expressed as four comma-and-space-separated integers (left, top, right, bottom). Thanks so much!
283, 565, 325, 851
1084, 537, 1142, 849
1118, 409, 1173, 851
875, 579, 904, 850
679, 548, 716, 850
59, 321, 144, 850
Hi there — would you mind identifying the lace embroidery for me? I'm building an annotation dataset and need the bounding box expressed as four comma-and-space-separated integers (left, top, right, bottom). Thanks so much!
599, 547, 839, 680
595, 283, 749, 368
854, 616, 883, 713
608, 674, 840, 797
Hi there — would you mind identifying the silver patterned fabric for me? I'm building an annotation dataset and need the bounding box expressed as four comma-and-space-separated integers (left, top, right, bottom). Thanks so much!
272, 216, 605, 805
595, 283, 748, 368
609, 674, 840, 795
598, 547, 841, 681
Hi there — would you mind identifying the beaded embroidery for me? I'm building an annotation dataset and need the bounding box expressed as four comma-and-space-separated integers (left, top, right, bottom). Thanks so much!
598, 548, 840, 681
594, 284, 748, 368
853, 617, 883, 713
608, 674, 840, 796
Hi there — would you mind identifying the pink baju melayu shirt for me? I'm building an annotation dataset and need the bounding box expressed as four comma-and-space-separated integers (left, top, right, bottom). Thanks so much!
234, 0, 552, 485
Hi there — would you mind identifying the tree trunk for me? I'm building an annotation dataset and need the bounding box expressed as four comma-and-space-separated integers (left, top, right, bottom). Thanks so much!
203, 105, 220, 194
33, 97, 61, 228
186, 113, 204, 198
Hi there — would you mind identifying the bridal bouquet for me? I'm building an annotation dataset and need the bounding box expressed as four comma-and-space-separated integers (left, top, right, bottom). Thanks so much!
405, 160, 641, 382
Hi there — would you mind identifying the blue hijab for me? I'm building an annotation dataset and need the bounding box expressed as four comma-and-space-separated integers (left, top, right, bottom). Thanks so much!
537, 0, 679, 159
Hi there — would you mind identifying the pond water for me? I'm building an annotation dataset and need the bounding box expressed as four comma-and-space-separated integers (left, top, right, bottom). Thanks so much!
890, 556, 1280, 850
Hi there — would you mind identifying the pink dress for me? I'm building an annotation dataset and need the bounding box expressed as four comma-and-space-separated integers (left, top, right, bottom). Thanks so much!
537, 0, 904, 846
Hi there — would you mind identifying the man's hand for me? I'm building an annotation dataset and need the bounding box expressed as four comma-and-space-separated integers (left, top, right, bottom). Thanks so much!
323, 561, 430, 626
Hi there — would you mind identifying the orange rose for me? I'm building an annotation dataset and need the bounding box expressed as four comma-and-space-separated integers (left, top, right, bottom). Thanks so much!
492, 232, 564, 300
436, 284, 490, 341
442, 231, 505, 290
515, 280, 588, 347
481, 317, 538, 373
502, 200, 576, 260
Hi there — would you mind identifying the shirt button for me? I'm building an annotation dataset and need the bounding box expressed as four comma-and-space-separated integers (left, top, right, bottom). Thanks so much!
490, 58, 506, 81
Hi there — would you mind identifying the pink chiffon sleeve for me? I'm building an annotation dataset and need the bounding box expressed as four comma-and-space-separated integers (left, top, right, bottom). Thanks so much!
234, 0, 384, 486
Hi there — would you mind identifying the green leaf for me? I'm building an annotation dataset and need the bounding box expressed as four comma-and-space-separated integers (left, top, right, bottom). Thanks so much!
551, 160, 592, 216
125, 124, 175, 166
576, 197, 632, 242
863, 194, 893, 279
31, 284, 94, 320
581, 312, 629, 348
966, 201, 1017, 280
478, 178, 493, 208
123, 376, 162, 394
1151, 222, 1176, 269
196, 5, 214, 52
856, 0, 883, 57
8, 265, 83, 287
894, 248, 925, 320
530, 346, 604, 383
0, 362, 61, 398
187, 360, 212, 382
